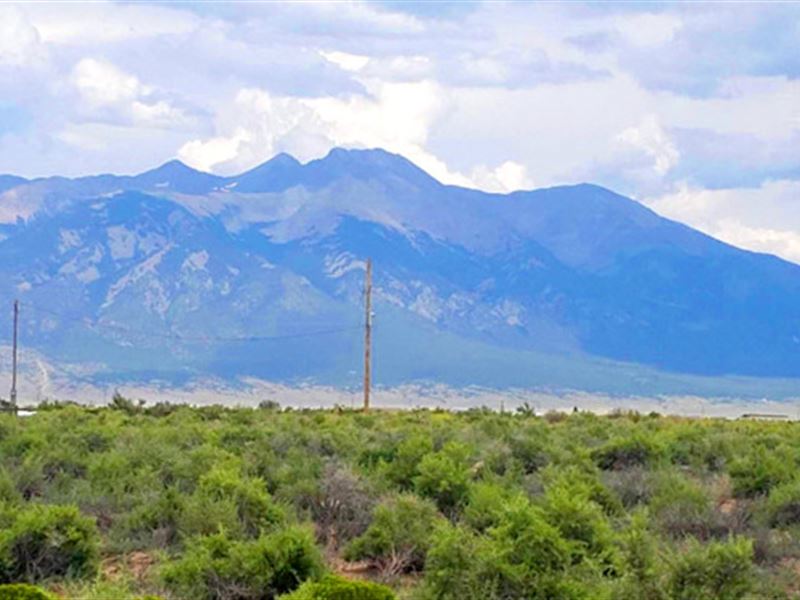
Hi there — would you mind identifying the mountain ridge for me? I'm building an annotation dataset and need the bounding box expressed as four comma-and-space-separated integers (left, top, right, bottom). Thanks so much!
1, 147, 799, 397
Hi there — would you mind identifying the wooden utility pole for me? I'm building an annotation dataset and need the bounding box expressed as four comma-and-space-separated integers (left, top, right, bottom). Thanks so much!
10, 299, 18, 408
363, 259, 372, 412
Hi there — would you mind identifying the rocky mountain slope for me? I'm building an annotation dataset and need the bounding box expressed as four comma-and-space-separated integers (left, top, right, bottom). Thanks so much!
2, 148, 799, 396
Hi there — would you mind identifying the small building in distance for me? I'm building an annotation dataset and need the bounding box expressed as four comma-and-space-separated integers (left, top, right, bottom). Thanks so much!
740, 413, 790, 421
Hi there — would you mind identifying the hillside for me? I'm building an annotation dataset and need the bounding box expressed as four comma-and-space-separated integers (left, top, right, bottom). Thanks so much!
1, 404, 799, 599
2, 148, 800, 396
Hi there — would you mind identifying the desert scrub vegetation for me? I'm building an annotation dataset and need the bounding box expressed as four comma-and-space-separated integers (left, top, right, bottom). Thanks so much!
1, 402, 800, 598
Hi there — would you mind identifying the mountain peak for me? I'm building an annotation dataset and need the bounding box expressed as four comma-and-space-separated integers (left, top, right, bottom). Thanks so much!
321, 147, 414, 168
226, 148, 440, 194
132, 159, 224, 194
270, 152, 301, 166
307, 146, 440, 189
139, 159, 203, 178
232, 152, 303, 193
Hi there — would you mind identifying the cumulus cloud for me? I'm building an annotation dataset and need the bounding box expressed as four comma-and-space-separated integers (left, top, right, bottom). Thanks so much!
178, 88, 327, 173
177, 80, 534, 192
646, 179, 800, 263
179, 80, 452, 177
0, 0, 797, 235
617, 115, 680, 176
319, 50, 370, 73
70, 58, 189, 128
0, 6, 47, 67
470, 161, 534, 193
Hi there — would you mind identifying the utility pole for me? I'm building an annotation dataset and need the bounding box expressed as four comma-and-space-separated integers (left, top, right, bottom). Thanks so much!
363, 259, 372, 412
10, 299, 18, 408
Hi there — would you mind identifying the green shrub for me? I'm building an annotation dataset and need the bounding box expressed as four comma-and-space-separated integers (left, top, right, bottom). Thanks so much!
543, 484, 617, 567
380, 435, 434, 490
161, 526, 324, 599
463, 482, 524, 532
0, 504, 99, 583
764, 478, 800, 527
0, 469, 20, 505
541, 465, 623, 517
665, 427, 731, 471
344, 494, 441, 574
279, 575, 396, 600
602, 468, 653, 509
179, 467, 284, 539
413, 442, 472, 515
108, 392, 144, 415
0, 583, 54, 600
613, 511, 667, 600
489, 497, 573, 581
668, 537, 754, 600
421, 505, 582, 600
124, 486, 185, 549
416, 523, 487, 600
6, 402, 800, 598
649, 471, 719, 539
729, 446, 795, 498
508, 431, 550, 474
592, 435, 662, 471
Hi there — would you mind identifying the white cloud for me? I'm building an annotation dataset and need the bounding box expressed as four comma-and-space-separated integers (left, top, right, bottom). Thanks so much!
614, 13, 683, 48
712, 220, 800, 265
306, 79, 454, 176
23, 3, 201, 45
646, 179, 800, 263
617, 115, 679, 176
178, 80, 455, 178
70, 58, 187, 128
656, 75, 800, 140
0, 6, 47, 67
470, 161, 533, 193
320, 50, 370, 73
0, 0, 797, 257
177, 79, 536, 191
178, 88, 329, 173
179, 130, 251, 174
72, 58, 143, 106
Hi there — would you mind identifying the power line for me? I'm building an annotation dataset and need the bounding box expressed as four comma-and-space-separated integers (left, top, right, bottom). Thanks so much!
20, 301, 361, 344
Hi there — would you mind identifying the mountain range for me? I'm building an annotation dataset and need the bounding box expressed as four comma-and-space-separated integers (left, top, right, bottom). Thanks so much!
2, 147, 800, 399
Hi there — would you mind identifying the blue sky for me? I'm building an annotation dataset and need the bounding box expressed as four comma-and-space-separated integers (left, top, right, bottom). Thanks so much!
0, 1, 799, 260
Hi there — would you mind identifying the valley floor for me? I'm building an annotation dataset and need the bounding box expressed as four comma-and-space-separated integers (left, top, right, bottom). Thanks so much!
2, 402, 800, 599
